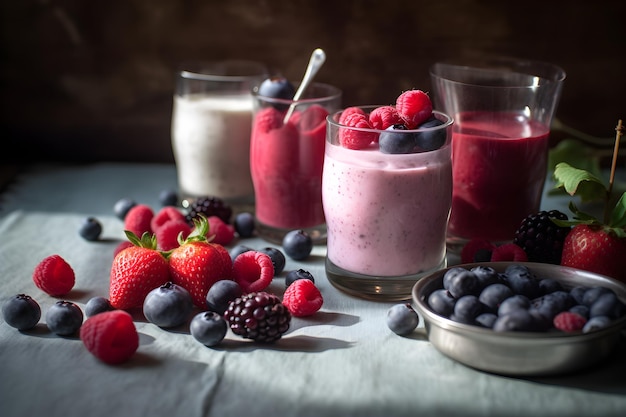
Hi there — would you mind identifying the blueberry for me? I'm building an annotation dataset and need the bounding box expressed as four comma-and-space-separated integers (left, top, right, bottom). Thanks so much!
46, 300, 83, 336
569, 304, 590, 319
258, 247, 286, 275
386, 303, 419, 335
206, 280, 243, 314
589, 292, 625, 319
446, 269, 480, 299
2, 294, 41, 330
582, 315, 612, 333
230, 244, 253, 262
159, 189, 178, 207
414, 116, 447, 151
442, 267, 467, 291
285, 269, 315, 288
502, 266, 540, 298
475, 312, 498, 329
569, 286, 588, 304
470, 266, 500, 289
85, 296, 113, 317
427, 289, 456, 317
497, 294, 531, 317
478, 283, 513, 313
582, 286, 612, 306
493, 309, 537, 332
450, 295, 483, 324
538, 278, 563, 294
379, 124, 417, 154
234, 212, 255, 238
530, 290, 574, 321
190, 311, 228, 347
257, 76, 295, 110
113, 198, 137, 220
282, 229, 313, 261
143, 282, 193, 328
79, 217, 103, 241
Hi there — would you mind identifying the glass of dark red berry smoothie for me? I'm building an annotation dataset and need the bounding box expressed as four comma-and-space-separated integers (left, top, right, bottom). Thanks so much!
250, 80, 341, 244
322, 96, 454, 300
430, 58, 566, 250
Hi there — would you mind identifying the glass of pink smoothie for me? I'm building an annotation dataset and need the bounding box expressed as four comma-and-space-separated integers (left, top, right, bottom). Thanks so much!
251, 82, 341, 244
323, 107, 453, 300
430, 58, 566, 249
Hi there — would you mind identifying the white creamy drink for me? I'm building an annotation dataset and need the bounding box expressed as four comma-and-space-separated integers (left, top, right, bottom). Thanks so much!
171, 93, 254, 203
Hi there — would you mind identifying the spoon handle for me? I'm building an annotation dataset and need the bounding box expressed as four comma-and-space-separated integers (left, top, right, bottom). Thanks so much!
283, 48, 326, 124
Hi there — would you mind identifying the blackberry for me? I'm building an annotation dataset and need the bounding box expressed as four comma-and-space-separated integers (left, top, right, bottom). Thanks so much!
185, 196, 232, 225
513, 210, 571, 264
223, 292, 291, 343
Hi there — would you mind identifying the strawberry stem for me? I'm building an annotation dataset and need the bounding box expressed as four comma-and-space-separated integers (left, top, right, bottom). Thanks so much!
605, 119, 623, 223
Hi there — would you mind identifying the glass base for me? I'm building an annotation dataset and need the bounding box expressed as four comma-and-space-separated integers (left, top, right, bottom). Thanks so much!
446, 233, 512, 257
256, 220, 327, 245
325, 257, 447, 301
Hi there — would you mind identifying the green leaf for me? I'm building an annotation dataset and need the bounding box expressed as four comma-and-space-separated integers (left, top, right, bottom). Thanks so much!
548, 139, 603, 178
553, 162, 607, 202
609, 192, 626, 229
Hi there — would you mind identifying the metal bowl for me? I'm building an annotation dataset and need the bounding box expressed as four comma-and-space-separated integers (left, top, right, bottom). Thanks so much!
412, 262, 626, 376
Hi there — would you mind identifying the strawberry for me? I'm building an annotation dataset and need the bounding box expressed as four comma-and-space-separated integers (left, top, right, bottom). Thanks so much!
167, 216, 233, 308
553, 121, 626, 283
109, 232, 170, 310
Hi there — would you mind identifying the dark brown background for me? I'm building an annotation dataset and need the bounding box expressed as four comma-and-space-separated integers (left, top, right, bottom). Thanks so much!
1, 0, 625, 164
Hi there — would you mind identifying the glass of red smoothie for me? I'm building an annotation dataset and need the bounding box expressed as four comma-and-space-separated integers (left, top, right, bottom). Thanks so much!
323, 107, 454, 300
250, 82, 341, 244
430, 58, 566, 251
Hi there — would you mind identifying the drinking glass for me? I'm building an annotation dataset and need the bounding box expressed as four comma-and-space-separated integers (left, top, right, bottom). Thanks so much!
171, 60, 268, 211
323, 107, 454, 300
430, 57, 566, 250
250, 82, 341, 244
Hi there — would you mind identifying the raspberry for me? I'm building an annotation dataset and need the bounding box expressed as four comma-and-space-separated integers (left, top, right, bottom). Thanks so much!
513, 210, 571, 264
155, 220, 192, 251
338, 106, 366, 125
150, 206, 186, 233
369, 105, 404, 130
553, 311, 587, 333
80, 310, 139, 364
185, 196, 232, 225
461, 239, 496, 263
490, 243, 529, 262
206, 216, 235, 245
338, 112, 378, 150
32, 254, 75, 296
296, 104, 329, 132
282, 279, 323, 317
232, 251, 274, 293
395, 90, 433, 128
124, 204, 154, 237
254, 107, 284, 134
224, 291, 291, 343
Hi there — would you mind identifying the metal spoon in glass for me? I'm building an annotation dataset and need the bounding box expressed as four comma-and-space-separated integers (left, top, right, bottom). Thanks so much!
283, 48, 327, 124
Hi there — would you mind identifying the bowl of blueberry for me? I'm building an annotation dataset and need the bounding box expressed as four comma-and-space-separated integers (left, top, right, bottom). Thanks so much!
412, 262, 626, 376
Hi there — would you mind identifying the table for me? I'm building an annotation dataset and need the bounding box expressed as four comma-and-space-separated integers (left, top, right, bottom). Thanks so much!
1, 163, 625, 417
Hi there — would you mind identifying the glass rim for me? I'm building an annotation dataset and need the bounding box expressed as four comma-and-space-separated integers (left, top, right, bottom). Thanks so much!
327, 107, 453, 133
253, 82, 342, 105
430, 57, 566, 87
177, 60, 268, 82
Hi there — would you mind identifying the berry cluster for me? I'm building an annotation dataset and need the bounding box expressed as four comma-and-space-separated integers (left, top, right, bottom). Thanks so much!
337, 90, 447, 153
427, 264, 626, 333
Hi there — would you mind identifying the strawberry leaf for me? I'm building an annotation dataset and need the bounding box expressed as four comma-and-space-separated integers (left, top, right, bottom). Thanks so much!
553, 162, 607, 202
609, 192, 626, 229
548, 139, 603, 179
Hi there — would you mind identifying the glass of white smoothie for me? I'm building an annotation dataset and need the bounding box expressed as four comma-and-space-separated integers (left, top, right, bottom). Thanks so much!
171, 61, 268, 211
323, 106, 454, 300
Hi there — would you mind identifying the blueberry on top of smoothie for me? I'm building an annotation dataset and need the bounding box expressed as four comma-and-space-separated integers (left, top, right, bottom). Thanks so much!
379, 124, 417, 154
257, 76, 295, 110
414, 116, 447, 151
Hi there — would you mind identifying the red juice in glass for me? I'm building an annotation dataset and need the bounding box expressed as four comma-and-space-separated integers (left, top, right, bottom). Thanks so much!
448, 111, 549, 242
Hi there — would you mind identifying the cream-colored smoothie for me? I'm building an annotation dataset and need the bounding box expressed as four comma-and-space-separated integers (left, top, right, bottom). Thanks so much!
171, 93, 254, 203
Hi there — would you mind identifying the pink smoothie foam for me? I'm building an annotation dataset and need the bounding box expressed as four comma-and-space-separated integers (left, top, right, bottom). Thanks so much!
250, 105, 328, 229
448, 111, 550, 241
323, 143, 452, 277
